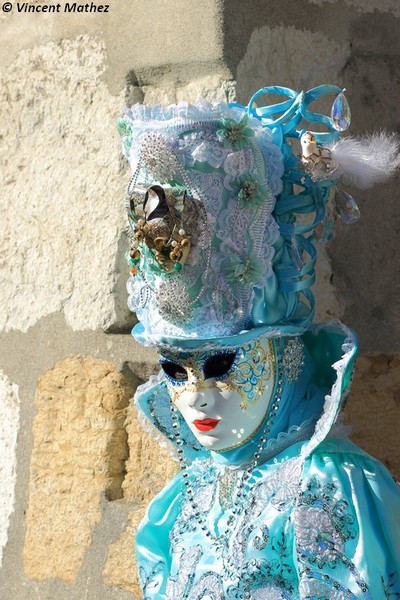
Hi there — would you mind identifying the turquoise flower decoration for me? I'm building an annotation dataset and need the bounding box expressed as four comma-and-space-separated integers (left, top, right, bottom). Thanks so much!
117, 118, 133, 151
217, 115, 255, 150
232, 174, 268, 207
117, 118, 132, 137
225, 254, 266, 286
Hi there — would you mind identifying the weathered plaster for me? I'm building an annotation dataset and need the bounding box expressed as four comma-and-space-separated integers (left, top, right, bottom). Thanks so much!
0, 372, 20, 567
307, 0, 400, 17
0, 35, 130, 334
236, 24, 351, 97
0, 0, 227, 95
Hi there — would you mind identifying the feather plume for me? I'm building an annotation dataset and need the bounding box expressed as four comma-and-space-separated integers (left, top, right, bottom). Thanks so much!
329, 132, 400, 189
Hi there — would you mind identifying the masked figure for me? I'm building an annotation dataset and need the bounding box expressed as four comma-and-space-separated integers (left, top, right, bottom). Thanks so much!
118, 85, 400, 599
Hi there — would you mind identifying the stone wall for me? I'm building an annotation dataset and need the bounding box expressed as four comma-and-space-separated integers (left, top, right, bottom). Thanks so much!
0, 1, 399, 598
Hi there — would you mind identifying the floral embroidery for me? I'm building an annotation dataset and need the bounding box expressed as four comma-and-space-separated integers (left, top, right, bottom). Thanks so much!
295, 505, 344, 568
251, 585, 293, 600
166, 545, 203, 599
140, 560, 166, 599
217, 115, 255, 150
295, 477, 370, 598
299, 575, 357, 600
382, 572, 400, 599
297, 478, 355, 543
190, 572, 225, 599
227, 531, 296, 598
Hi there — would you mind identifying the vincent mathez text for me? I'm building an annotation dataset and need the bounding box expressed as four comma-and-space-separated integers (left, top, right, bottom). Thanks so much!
16, 2, 110, 12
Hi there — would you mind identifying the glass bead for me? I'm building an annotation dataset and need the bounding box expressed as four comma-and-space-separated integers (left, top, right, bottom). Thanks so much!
334, 188, 360, 224
315, 206, 336, 245
290, 234, 303, 271
331, 90, 351, 131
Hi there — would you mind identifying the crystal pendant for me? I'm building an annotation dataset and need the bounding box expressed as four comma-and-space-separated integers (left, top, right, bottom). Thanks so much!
331, 89, 351, 131
334, 188, 360, 224
290, 234, 303, 271
314, 207, 336, 245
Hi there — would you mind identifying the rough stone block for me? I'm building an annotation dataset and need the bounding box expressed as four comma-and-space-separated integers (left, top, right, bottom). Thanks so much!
345, 353, 400, 480
103, 396, 179, 596
23, 356, 132, 582
122, 402, 179, 505
103, 506, 146, 597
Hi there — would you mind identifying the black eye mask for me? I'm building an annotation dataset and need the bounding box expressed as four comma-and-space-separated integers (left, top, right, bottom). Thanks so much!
160, 351, 237, 384
203, 352, 236, 379
160, 361, 188, 382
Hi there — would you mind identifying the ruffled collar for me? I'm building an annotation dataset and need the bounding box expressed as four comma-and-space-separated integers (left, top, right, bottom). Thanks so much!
134, 321, 357, 467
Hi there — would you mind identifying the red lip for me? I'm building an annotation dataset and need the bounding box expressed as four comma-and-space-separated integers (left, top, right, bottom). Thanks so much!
193, 418, 220, 432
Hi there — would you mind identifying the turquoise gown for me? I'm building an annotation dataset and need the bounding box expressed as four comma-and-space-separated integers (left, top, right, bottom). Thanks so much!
134, 322, 400, 600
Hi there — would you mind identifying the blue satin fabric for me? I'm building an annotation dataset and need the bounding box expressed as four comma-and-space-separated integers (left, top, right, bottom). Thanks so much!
137, 440, 400, 599
135, 323, 400, 599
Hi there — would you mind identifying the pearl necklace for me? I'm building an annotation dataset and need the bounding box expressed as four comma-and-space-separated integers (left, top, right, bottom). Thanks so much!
169, 351, 287, 544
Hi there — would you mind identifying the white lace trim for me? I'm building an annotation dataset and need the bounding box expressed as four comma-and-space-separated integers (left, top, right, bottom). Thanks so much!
134, 372, 180, 462
300, 320, 356, 462
124, 101, 254, 129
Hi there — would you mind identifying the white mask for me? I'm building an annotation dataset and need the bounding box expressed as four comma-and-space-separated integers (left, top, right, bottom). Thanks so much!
159, 338, 276, 452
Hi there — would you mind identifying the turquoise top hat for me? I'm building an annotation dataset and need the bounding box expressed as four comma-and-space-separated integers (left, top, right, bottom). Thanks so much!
118, 85, 399, 350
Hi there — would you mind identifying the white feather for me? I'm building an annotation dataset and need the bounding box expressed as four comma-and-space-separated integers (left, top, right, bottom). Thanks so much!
329, 132, 400, 189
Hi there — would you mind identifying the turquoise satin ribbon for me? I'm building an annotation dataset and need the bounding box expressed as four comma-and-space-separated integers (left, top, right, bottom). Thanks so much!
233, 85, 342, 338
247, 84, 342, 143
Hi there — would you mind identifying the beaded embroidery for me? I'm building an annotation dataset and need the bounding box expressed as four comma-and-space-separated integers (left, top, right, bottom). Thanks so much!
279, 338, 305, 384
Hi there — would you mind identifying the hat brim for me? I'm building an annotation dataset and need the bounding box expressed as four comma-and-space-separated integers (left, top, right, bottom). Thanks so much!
132, 320, 310, 351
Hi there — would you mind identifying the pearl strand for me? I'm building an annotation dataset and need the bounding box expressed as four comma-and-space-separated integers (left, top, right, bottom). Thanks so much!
169, 348, 286, 544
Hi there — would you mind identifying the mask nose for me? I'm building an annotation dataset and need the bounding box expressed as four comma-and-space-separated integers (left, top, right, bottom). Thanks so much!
186, 388, 216, 410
